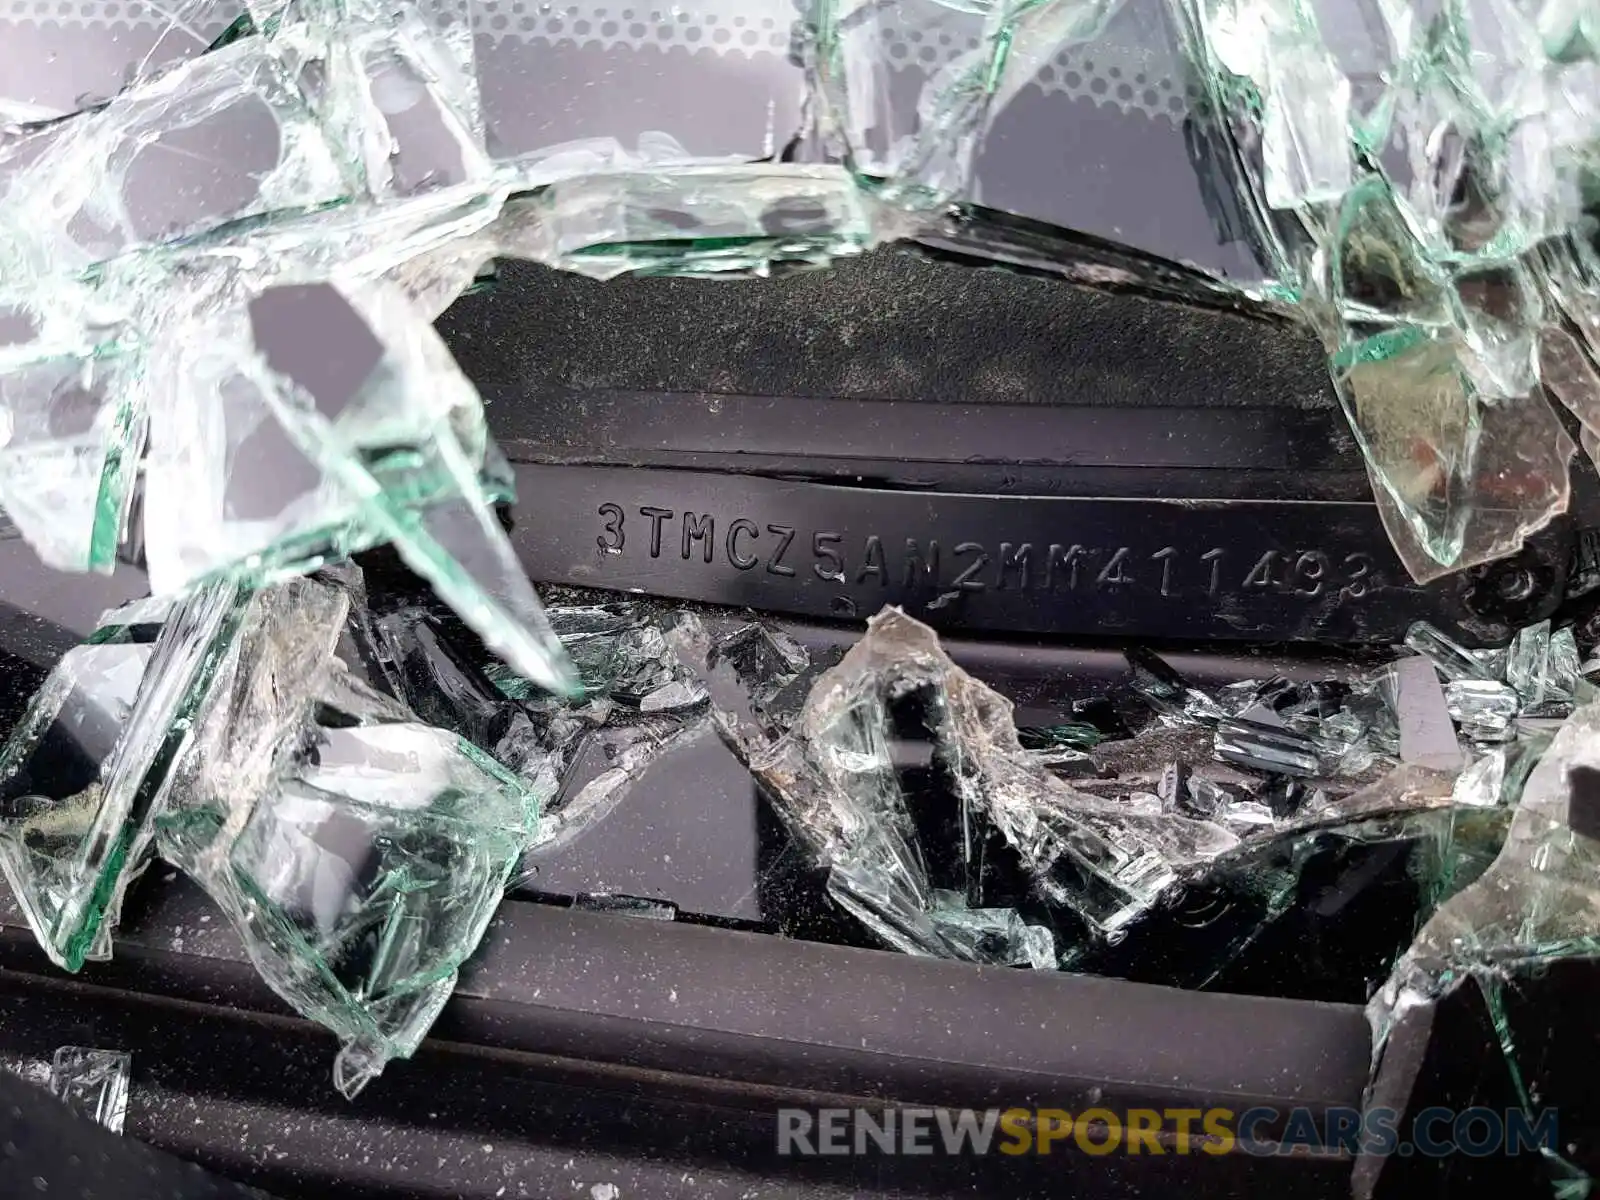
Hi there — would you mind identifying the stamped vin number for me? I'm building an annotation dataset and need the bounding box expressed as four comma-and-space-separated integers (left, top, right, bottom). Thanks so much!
594, 503, 1380, 603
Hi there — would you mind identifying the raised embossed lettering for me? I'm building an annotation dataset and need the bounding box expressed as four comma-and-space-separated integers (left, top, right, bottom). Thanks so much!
681, 512, 714, 563
997, 542, 1031, 590
592, 502, 1373, 612
857, 535, 887, 585
1341, 552, 1373, 599
640, 506, 673, 558
1291, 550, 1329, 597
597, 503, 625, 554
904, 539, 940, 588
813, 532, 845, 581
1045, 543, 1088, 591
1242, 550, 1276, 590
726, 518, 759, 570
1151, 546, 1176, 596
952, 542, 988, 592
1095, 546, 1133, 589
766, 524, 797, 577
1201, 547, 1225, 598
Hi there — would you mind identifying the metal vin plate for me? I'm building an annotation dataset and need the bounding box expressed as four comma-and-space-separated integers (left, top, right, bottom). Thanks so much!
509, 466, 1472, 643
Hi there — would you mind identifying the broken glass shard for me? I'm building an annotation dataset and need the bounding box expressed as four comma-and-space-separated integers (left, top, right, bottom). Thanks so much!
1170, 0, 1589, 582
709, 608, 1239, 950
1063, 762, 1490, 993
0, 0, 236, 125
1026, 745, 1098, 775
703, 621, 811, 712
1157, 760, 1191, 809
527, 603, 648, 696
313, 560, 395, 698
1505, 621, 1583, 717
1213, 673, 1399, 781
153, 575, 352, 874
1378, 707, 1600, 995
1404, 622, 1498, 684
499, 167, 891, 280
928, 891, 1057, 970
141, 280, 378, 592
0, 339, 144, 574
1254, 775, 1309, 819
188, 724, 535, 1099
1327, 324, 1575, 584
1126, 791, 1165, 817
1507, 621, 1554, 704
1019, 723, 1106, 752
318, 9, 491, 201
1195, 0, 1354, 210
662, 614, 814, 753
48, 1046, 131, 1134
551, 619, 705, 714
1550, 631, 1586, 702
637, 679, 709, 714
1445, 680, 1521, 743
812, 0, 1127, 211
571, 893, 678, 921
218, 724, 533, 1098
1217, 678, 1275, 716
1392, 655, 1464, 771
372, 606, 554, 781
1451, 734, 1551, 811
0, 37, 349, 275
126, 571, 542, 1097
1124, 647, 1224, 726
1305, 708, 1382, 776
1216, 794, 1276, 828
1373, 702, 1600, 1198
473, 8, 804, 174
98, 593, 180, 634
147, 272, 579, 697
1339, 676, 1402, 759
527, 717, 705, 862
0, 578, 238, 970
1540, 324, 1600, 478
673, 611, 1057, 961
565, 616, 688, 704
1213, 716, 1320, 777
1182, 772, 1235, 821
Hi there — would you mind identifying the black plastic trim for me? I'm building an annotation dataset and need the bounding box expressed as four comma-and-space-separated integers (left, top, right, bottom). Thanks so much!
0, 878, 1369, 1199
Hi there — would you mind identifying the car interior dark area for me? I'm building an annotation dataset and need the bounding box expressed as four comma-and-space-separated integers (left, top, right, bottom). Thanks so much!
2, 1, 1599, 1198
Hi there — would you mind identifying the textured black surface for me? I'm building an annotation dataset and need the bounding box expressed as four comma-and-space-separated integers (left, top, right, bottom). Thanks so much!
446, 250, 1339, 418
0, 1062, 271, 1199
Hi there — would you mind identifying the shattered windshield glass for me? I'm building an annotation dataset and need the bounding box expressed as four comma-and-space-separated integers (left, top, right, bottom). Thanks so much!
1, 0, 1597, 588
0, 0, 1597, 1194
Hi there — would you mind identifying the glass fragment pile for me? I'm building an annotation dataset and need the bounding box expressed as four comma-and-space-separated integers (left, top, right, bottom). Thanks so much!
0, 560, 1597, 1138
0, 1044, 133, 1132
0, 0, 1596, 602
47, 1047, 132, 1134
0, 0, 1593, 1164
673, 608, 1592, 984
